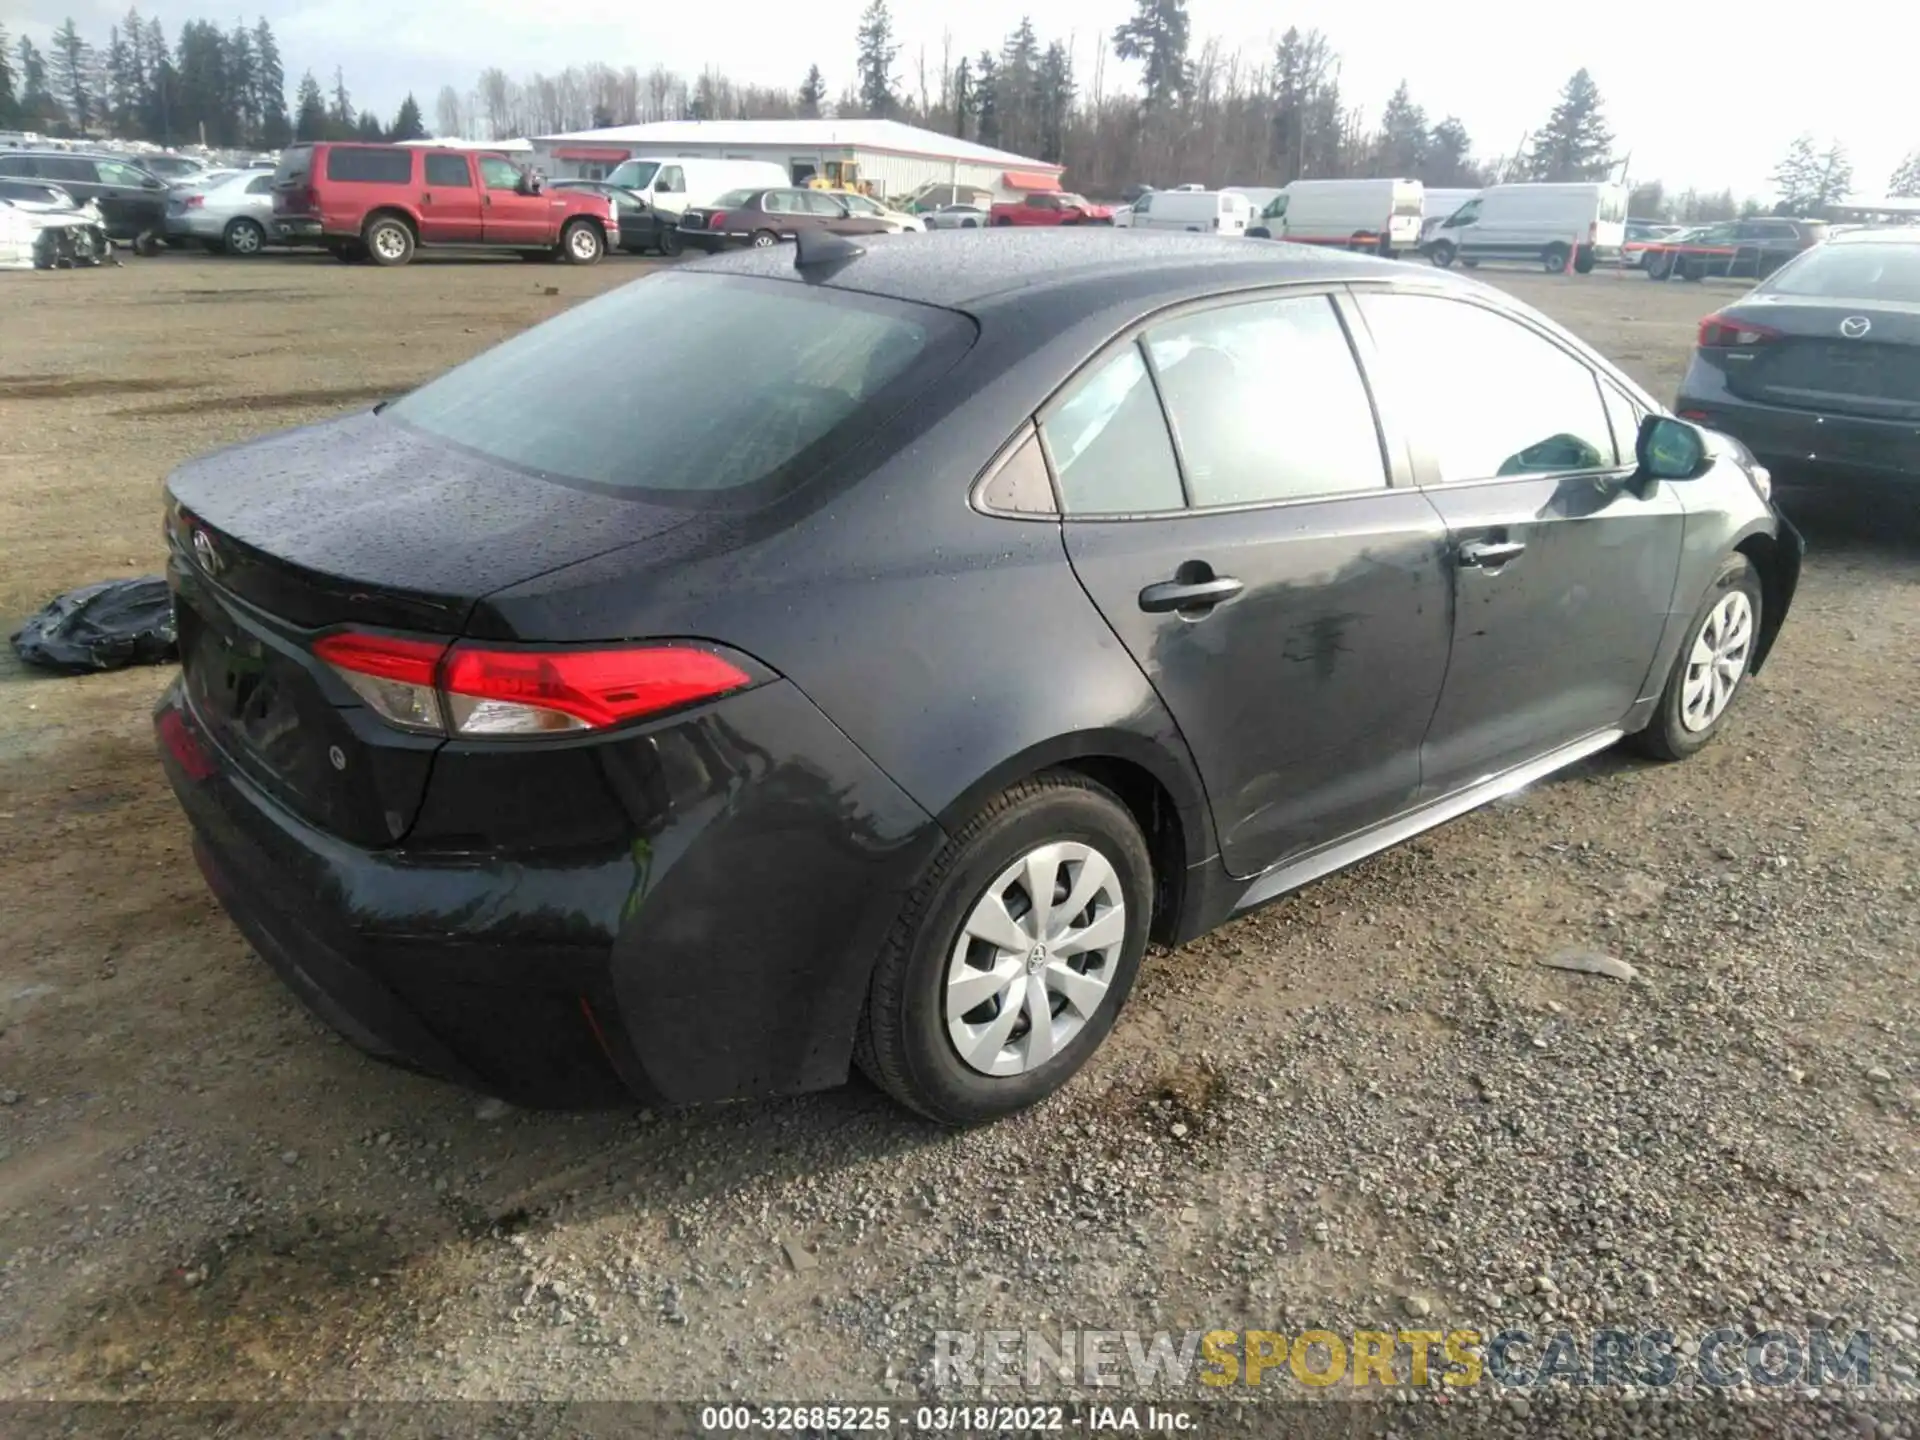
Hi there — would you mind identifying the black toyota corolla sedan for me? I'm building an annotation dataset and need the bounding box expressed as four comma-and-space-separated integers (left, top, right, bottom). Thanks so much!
1675, 227, 1919, 490
155, 230, 1799, 1126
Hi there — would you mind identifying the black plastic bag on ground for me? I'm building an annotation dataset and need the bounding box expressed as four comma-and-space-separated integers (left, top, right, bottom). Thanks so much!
11, 576, 178, 674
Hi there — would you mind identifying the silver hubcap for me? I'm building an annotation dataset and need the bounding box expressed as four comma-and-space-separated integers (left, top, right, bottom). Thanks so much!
569, 227, 597, 259
752, 232, 775, 247
232, 225, 259, 253
1681, 590, 1754, 733
946, 842, 1126, 1077
373, 226, 406, 259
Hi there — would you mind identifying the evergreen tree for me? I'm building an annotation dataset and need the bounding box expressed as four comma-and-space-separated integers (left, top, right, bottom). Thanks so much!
950, 55, 971, 140
1423, 116, 1477, 187
797, 63, 825, 118
104, 26, 135, 133
1112, 0, 1189, 109
174, 21, 234, 147
253, 20, 289, 148
973, 52, 999, 147
854, 0, 897, 117
0, 26, 17, 128
293, 68, 327, 141
390, 92, 425, 140
329, 66, 354, 136
1269, 27, 1332, 181
1892, 152, 1920, 199
1035, 41, 1073, 165
1525, 68, 1613, 181
227, 23, 257, 140
17, 37, 62, 131
52, 19, 97, 131
1770, 133, 1820, 214
142, 19, 174, 141
355, 110, 385, 141
1807, 141, 1852, 216
998, 18, 1039, 156
1374, 81, 1427, 178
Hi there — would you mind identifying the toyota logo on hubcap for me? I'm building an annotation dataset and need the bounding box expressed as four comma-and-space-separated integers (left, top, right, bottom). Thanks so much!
1839, 316, 1872, 339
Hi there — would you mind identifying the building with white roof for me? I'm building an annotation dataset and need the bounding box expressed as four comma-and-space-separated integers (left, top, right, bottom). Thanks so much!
528, 118, 1062, 205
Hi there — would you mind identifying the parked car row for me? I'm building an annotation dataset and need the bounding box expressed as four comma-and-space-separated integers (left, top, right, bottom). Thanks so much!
1639, 218, 1828, 282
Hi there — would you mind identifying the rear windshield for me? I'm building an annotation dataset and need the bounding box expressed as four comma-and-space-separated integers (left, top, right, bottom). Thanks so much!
606, 160, 658, 189
1764, 242, 1920, 301
710, 188, 757, 207
273, 147, 313, 186
387, 271, 975, 505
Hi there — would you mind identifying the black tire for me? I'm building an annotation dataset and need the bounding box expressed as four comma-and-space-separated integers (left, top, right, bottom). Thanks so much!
1428, 241, 1456, 269
363, 215, 415, 267
658, 224, 683, 256
1542, 243, 1570, 273
993, 215, 1012, 226
559, 218, 603, 265
1647, 252, 1673, 281
961, 218, 978, 229
133, 230, 162, 257
1680, 257, 1705, 282
1573, 248, 1596, 275
1628, 554, 1763, 763
326, 241, 368, 264
1461, 258, 1480, 269
854, 772, 1153, 1126
200, 239, 225, 254
223, 217, 266, 257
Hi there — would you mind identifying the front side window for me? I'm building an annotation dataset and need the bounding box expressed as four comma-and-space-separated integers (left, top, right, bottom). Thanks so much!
799, 190, 846, 216
1356, 292, 1614, 482
478, 157, 522, 191
1134, 194, 1153, 215
606, 160, 658, 190
388, 271, 973, 505
1145, 295, 1387, 507
424, 154, 472, 187
1446, 199, 1480, 227
1042, 345, 1184, 515
658, 166, 684, 193
97, 161, 152, 186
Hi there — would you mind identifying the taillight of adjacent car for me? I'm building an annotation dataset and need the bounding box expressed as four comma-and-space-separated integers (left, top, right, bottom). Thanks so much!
1697, 315, 1781, 349
313, 633, 753, 738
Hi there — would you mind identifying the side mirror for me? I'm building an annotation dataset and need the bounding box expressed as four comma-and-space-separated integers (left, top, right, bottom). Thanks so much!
1636, 414, 1710, 481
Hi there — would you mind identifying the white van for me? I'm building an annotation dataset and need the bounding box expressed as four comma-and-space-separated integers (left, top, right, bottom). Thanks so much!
602, 157, 789, 220
1422, 181, 1629, 273
1249, 178, 1425, 255
1127, 188, 1252, 235
1418, 187, 1479, 244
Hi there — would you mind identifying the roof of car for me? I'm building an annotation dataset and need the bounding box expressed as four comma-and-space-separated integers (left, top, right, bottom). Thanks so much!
685, 228, 1438, 311
1829, 226, 1920, 245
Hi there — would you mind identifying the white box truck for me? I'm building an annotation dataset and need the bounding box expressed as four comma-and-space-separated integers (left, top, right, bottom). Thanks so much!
1247, 178, 1425, 255
1421, 181, 1629, 273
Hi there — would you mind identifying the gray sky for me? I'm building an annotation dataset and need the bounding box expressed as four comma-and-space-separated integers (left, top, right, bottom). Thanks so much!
16, 0, 1912, 200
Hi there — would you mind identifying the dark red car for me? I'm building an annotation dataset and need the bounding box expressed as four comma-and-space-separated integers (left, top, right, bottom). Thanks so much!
675, 187, 893, 252
271, 143, 618, 266
989, 192, 1114, 227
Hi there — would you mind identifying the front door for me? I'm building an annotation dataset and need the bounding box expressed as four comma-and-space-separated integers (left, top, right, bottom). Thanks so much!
1350, 289, 1684, 794
1048, 290, 1453, 877
419, 152, 483, 243
479, 156, 550, 246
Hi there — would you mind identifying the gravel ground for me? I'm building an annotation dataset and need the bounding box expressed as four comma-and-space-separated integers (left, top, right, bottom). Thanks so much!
0, 253, 1915, 1432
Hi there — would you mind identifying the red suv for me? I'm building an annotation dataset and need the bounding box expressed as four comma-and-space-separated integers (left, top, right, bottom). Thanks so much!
271, 144, 617, 266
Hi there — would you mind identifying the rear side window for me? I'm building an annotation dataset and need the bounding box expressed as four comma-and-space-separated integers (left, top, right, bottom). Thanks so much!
424, 154, 472, 187
1145, 295, 1386, 506
244, 174, 274, 195
388, 271, 973, 505
0, 156, 32, 177
325, 148, 412, 184
1356, 292, 1615, 482
1042, 345, 1184, 514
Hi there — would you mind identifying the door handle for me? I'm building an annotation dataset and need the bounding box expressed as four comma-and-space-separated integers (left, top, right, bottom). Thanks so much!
1138, 575, 1244, 615
422, 191, 433, 203
1458, 539, 1526, 568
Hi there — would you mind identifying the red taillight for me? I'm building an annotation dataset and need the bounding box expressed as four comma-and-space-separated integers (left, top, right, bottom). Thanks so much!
707, 211, 726, 229
313, 631, 752, 738
185, 194, 204, 209
1698, 315, 1780, 348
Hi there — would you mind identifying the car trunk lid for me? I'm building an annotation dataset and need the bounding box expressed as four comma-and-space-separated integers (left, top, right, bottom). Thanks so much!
1719, 297, 1920, 423
164, 412, 700, 844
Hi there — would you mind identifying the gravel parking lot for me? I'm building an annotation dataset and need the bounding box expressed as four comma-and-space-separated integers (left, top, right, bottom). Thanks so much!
1, 253, 1916, 1426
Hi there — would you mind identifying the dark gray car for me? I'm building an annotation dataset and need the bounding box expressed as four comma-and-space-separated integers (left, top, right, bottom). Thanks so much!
1675, 227, 1918, 488
0, 151, 168, 246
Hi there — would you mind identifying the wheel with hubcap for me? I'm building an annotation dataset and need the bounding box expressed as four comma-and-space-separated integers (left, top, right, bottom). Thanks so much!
223, 217, 266, 256
364, 216, 414, 267
1646, 251, 1673, 281
1542, 243, 1570, 273
657, 224, 683, 257
749, 228, 779, 248
855, 772, 1152, 1125
560, 218, 603, 265
1428, 241, 1456, 269
1629, 553, 1763, 761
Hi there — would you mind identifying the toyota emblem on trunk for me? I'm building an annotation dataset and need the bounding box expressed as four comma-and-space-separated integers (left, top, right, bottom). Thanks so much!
1839, 316, 1872, 338
191, 528, 223, 574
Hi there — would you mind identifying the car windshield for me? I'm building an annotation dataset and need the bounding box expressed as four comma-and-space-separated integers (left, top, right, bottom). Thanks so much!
708, 188, 757, 208
1764, 242, 1920, 301
605, 160, 659, 189
1058, 194, 1092, 208
387, 271, 976, 505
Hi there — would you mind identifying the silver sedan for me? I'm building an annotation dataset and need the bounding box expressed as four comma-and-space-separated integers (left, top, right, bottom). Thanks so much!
923, 204, 989, 230
164, 170, 278, 256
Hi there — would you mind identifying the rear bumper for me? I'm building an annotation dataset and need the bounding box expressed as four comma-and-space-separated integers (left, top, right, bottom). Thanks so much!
1678, 381, 1920, 487
676, 230, 746, 253
155, 675, 945, 1108
273, 217, 325, 242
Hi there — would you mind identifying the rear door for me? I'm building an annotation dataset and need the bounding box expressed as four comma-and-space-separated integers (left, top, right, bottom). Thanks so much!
419, 152, 483, 243
479, 155, 550, 245
1350, 287, 1683, 794
1051, 289, 1453, 877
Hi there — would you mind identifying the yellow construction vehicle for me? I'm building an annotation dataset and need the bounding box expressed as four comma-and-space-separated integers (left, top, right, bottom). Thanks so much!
804, 159, 875, 197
